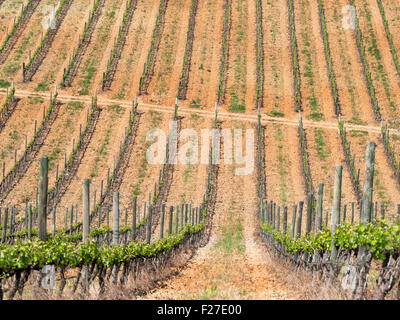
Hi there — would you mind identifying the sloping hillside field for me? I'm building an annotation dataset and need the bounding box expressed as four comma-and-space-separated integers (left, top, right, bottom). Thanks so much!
0, 0, 399, 301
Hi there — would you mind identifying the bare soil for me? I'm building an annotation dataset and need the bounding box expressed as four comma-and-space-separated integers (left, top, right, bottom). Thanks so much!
118, 109, 172, 214
143, 120, 301, 299
3, 99, 87, 207
347, 130, 400, 216
26, 0, 92, 91
294, 0, 335, 122
0, 0, 59, 84
67, 0, 125, 97
305, 127, 358, 210
107, 0, 161, 101
263, 123, 305, 206
261, 0, 295, 120
142, 0, 190, 107
54, 102, 130, 226
323, 0, 376, 126
0, 96, 43, 178
1, 0, 400, 300
183, 0, 223, 112
0, 0, 27, 40
355, 0, 400, 124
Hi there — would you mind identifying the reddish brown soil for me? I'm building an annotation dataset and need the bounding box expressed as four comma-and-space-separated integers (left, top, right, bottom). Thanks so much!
153, 114, 211, 237
347, 130, 400, 218
54, 102, 130, 226
183, 0, 223, 112
67, 0, 125, 97
261, 0, 295, 120
26, 0, 92, 91
0, 96, 43, 178
294, 0, 335, 122
107, 0, 161, 101
264, 123, 305, 206
143, 120, 301, 299
1, 0, 400, 300
355, 0, 400, 124
118, 109, 172, 214
223, 0, 256, 115
142, 0, 190, 107
305, 127, 358, 210
3, 100, 87, 206
0, 0, 27, 40
0, 0, 59, 84
382, 0, 400, 84
322, 0, 376, 126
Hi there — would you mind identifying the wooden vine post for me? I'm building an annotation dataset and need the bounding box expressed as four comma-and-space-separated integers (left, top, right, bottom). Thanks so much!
146, 204, 152, 244
168, 206, 173, 235
330, 165, 342, 266
361, 142, 376, 224
175, 205, 179, 234
131, 196, 137, 241
82, 179, 90, 295
315, 183, 324, 233
295, 201, 303, 239
290, 204, 297, 238
38, 156, 48, 241
282, 207, 288, 235
82, 179, 90, 242
28, 204, 32, 239
1, 208, 8, 243
112, 192, 119, 245
51, 208, 56, 236
305, 193, 313, 235
159, 204, 165, 239
350, 141, 376, 299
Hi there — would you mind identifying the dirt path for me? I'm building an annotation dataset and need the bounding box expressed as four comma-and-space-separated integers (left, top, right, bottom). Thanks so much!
1, 88, 398, 135
143, 120, 300, 300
